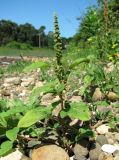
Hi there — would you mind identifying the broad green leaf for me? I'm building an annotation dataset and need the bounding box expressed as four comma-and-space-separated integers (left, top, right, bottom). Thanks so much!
84, 75, 93, 86
23, 61, 49, 73
0, 116, 7, 127
6, 127, 19, 142
69, 58, 90, 69
78, 127, 94, 139
61, 102, 91, 121
0, 141, 13, 156
80, 128, 94, 137
79, 86, 86, 95
18, 106, 52, 128
6, 99, 24, 109
31, 80, 58, 96
0, 100, 34, 118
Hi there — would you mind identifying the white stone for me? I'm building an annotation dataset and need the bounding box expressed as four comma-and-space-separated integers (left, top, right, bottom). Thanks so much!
2, 83, 11, 87
21, 77, 34, 82
34, 81, 44, 88
0, 149, 23, 160
96, 124, 110, 134
21, 82, 30, 87
4, 77, 20, 83
18, 92, 26, 97
101, 144, 117, 153
69, 96, 82, 103
70, 156, 74, 160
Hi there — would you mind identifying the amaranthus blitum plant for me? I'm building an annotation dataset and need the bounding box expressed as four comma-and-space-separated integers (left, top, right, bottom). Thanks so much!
54, 13, 65, 109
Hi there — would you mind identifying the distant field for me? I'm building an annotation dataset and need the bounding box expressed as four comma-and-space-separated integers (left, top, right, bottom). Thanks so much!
0, 47, 55, 57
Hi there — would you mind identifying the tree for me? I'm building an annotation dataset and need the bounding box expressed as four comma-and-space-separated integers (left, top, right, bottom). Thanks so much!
38, 26, 46, 48
76, 7, 102, 42
47, 31, 54, 49
17, 23, 37, 45
0, 20, 18, 45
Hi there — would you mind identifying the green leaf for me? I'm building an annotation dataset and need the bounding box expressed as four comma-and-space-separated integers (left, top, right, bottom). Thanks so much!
23, 61, 49, 73
69, 58, 90, 69
18, 106, 52, 128
31, 80, 58, 96
78, 127, 94, 139
84, 75, 93, 86
0, 99, 34, 118
0, 141, 13, 156
61, 102, 91, 121
79, 86, 86, 95
0, 116, 7, 127
55, 83, 65, 94
6, 127, 19, 142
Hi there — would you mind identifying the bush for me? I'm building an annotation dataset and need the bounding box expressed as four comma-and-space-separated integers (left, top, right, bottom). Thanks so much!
6, 41, 33, 50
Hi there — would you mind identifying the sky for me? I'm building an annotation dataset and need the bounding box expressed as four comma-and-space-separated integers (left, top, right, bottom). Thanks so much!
0, 0, 97, 37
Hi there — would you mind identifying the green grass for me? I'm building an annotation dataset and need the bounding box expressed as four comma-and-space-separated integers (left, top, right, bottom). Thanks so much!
0, 47, 55, 57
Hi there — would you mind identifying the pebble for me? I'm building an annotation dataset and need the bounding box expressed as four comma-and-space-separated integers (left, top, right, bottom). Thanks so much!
96, 124, 110, 135
32, 145, 70, 160
96, 135, 108, 146
0, 149, 24, 160
89, 142, 101, 160
101, 144, 117, 154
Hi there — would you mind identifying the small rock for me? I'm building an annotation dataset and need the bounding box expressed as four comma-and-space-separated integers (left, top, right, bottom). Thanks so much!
104, 63, 114, 73
34, 81, 44, 88
96, 124, 110, 135
41, 93, 54, 101
96, 135, 108, 146
92, 88, 104, 102
105, 132, 115, 145
89, 142, 101, 160
21, 82, 31, 87
2, 83, 12, 87
113, 156, 119, 160
41, 93, 54, 105
107, 139, 114, 145
4, 77, 20, 84
74, 155, 87, 160
28, 140, 41, 148
0, 149, 24, 160
101, 144, 117, 154
96, 106, 112, 114
21, 77, 34, 82
69, 96, 82, 103
70, 156, 74, 160
1, 89, 10, 96
107, 92, 117, 101
32, 145, 70, 160
114, 133, 119, 142
74, 140, 89, 159
98, 152, 113, 160
21, 155, 31, 160
113, 150, 119, 157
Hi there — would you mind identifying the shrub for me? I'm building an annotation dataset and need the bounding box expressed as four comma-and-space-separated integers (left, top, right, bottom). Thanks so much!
6, 41, 33, 50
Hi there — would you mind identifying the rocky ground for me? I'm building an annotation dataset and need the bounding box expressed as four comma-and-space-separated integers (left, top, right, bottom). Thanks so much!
0, 57, 119, 160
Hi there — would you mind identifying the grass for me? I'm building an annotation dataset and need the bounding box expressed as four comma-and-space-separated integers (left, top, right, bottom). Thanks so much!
0, 47, 55, 57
